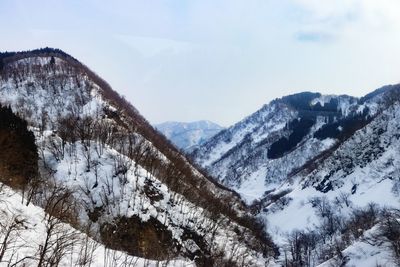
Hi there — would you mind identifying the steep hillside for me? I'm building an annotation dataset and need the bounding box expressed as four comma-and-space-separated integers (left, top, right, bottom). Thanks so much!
191, 91, 384, 203
264, 89, 400, 265
0, 48, 276, 266
0, 183, 193, 267
192, 86, 400, 265
155, 120, 223, 151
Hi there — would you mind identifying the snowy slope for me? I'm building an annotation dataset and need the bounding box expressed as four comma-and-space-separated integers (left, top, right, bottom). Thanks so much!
35, 131, 268, 266
0, 49, 275, 266
0, 183, 193, 267
192, 86, 400, 266
191, 91, 382, 203
317, 230, 395, 267
265, 97, 400, 239
155, 120, 223, 151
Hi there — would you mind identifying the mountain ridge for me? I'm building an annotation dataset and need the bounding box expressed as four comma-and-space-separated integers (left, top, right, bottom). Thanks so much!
0, 48, 275, 266
190, 88, 390, 202
191, 84, 400, 265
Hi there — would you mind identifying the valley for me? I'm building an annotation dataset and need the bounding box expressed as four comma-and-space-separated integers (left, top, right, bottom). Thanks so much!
1, 48, 400, 266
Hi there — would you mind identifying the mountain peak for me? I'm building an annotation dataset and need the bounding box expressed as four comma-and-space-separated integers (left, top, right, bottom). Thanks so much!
155, 120, 223, 151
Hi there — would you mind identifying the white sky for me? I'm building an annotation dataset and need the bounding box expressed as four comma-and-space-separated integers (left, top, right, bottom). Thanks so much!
2, 0, 400, 126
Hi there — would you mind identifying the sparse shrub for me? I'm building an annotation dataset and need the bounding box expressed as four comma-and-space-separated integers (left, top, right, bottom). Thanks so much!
100, 216, 178, 260
377, 209, 400, 264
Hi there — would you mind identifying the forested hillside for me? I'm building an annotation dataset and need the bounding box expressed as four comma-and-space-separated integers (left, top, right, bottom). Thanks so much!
0, 48, 276, 267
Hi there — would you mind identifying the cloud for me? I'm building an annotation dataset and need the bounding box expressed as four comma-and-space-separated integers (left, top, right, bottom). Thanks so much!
296, 31, 333, 43
290, 0, 400, 45
292, 0, 358, 19
292, 0, 400, 28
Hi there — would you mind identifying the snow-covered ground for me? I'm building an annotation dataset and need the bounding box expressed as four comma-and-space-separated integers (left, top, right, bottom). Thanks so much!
36, 131, 267, 266
0, 183, 194, 267
317, 226, 396, 267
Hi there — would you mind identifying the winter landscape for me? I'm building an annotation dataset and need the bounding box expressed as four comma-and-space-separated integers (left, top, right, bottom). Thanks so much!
2, 1, 400, 267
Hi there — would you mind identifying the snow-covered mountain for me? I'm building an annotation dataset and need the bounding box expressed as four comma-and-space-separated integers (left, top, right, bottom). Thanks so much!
155, 120, 223, 151
192, 87, 400, 266
191, 91, 379, 202
0, 48, 275, 267
3, 48, 400, 266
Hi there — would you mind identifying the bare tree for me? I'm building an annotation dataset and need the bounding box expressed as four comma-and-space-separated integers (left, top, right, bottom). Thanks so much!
75, 223, 99, 267
376, 209, 400, 264
0, 214, 27, 264
37, 186, 80, 267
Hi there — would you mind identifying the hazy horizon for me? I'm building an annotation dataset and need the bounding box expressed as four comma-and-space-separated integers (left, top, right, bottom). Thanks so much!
2, 0, 400, 127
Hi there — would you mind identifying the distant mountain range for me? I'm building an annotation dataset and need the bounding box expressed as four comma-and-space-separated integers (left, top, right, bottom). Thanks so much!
155, 120, 223, 151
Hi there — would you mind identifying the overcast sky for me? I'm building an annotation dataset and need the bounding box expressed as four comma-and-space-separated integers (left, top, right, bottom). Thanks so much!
2, 0, 400, 126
